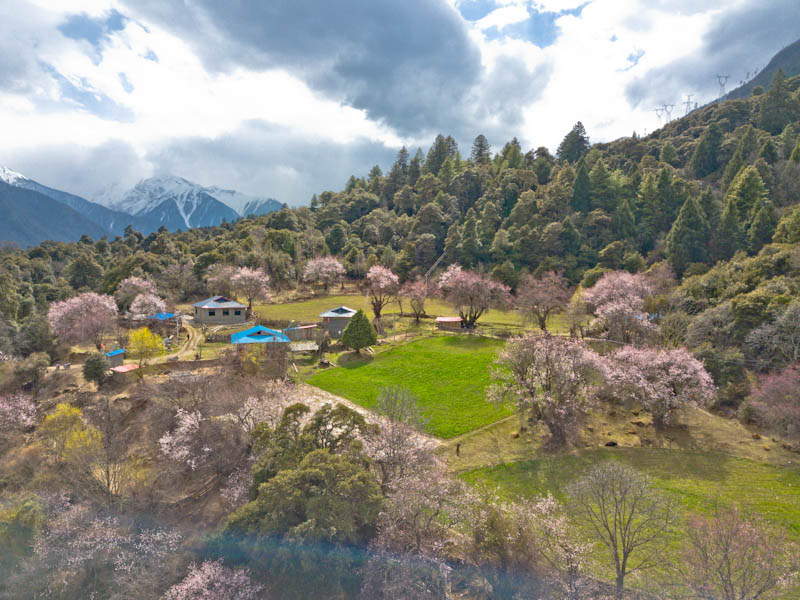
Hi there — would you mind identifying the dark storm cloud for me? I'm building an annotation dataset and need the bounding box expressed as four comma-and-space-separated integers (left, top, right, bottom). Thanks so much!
123, 0, 484, 136
146, 121, 400, 206
625, 0, 800, 108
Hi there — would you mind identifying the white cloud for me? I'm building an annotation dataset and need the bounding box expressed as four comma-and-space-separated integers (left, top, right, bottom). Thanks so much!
476, 5, 530, 30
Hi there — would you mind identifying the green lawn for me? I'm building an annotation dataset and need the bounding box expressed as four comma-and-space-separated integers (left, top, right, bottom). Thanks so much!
253, 294, 538, 329
306, 336, 512, 438
462, 448, 800, 538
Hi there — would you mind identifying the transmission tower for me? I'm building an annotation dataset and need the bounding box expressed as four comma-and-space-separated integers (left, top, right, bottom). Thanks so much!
716, 74, 730, 99
654, 107, 663, 128
662, 103, 675, 123
683, 94, 694, 116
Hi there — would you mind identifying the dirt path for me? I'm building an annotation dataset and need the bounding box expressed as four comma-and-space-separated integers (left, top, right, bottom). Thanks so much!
152, 318, 201, 363
295, 383, 442, 447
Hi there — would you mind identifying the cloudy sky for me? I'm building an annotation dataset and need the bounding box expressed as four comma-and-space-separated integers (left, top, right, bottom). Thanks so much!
1, 0, 798, 205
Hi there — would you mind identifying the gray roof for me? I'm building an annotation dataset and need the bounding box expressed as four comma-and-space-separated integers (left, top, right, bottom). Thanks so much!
193, 296, 246, 309
319, 306, 357, 318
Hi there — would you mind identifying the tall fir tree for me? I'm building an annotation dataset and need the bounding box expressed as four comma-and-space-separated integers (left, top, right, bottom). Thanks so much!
589, 159, 616, 213
557, 121, 590, 163
666, 196, 710, 275
341, 309, 377, 353
471, 134, 491, 164
689, 123, 723, 177
759, 69, 800, 134
571, 159, 591, 212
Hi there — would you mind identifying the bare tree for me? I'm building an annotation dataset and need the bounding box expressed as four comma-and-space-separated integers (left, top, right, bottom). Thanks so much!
679, 505, 799, 600
568, 463, 678, 599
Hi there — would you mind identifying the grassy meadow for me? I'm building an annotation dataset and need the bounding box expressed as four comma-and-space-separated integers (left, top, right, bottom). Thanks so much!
306, 335, 512, 438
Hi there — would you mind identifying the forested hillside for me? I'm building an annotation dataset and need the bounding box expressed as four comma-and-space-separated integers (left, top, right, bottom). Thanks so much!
1, 69, 800, 600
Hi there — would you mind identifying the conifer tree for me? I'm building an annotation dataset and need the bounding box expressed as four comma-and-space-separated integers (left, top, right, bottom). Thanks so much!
726, 166, 768, 225
659, 142, 679, 167
557, 122, 590, 163
613, 197, 636, 240
759, 69, 800, 134
760, 139, 778, 164
747, 198, 777, 253
341, 310, 377, 354
590, 160, 616, 213
471, 134, 491, 164
690, 123, 723, 177
571, 159, 591, 212
666, 196, 709, 275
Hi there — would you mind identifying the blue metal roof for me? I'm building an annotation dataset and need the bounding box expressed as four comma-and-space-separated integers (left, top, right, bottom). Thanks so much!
319, 306, 357, 318
231, 325, 290, 345
148, 312, 176, 320
106, 349, 125, 357
193, 296, 246, 309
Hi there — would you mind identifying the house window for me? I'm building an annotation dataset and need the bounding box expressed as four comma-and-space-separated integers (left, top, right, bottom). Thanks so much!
208, 310, 216, 316
235, 310, 241, 315
223, 309, 230, 316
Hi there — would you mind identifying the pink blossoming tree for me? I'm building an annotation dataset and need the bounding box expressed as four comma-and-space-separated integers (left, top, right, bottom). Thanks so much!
48, 292, 118, 349
164, 560, 264, 600
748, 364, 800, 442
438, 264, 511, 329
516, 271, 572, 333
603, 346, 715, 428
582, 271, 655, 344
366, 265, 400, 319
490, 334, 604, 446
0, 394, 36, 433
231, 266, 271, 310
398, 278, 431, 323
114, 276, 157, 311
303, 257, 345, 291
129, 292, 166, 317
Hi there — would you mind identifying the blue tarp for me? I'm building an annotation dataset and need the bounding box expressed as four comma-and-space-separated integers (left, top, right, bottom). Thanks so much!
106, 349, 125, 357
231, 325, 290, 345
148, 312, 176, 320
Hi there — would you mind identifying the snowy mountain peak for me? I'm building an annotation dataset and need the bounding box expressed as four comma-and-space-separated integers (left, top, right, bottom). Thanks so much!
0, 166, 30, 186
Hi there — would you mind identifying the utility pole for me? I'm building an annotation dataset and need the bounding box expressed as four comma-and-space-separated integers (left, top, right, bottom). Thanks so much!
662, 103, 674, 123
716, 74, 730, 100
683, 94, 694, 116
654, 107, 663, 128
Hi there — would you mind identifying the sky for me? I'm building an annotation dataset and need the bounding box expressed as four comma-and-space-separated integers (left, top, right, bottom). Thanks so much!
1, 0, 798, 205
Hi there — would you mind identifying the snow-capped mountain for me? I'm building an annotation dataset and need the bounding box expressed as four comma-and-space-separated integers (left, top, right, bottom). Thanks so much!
1, 166, 154, 238
93, 175, 281, 230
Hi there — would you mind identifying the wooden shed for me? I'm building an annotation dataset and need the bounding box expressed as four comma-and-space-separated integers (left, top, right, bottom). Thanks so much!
436, 316, 463, 331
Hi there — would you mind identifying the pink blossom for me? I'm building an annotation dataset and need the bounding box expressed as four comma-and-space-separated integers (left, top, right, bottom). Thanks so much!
582, 271, 653, 312
749, 364, 800, 441
129, 292, 167, 316
490, 334, 604, 446
48, 292, 118, 347
115, 276, 157, 309
399, 278, 432, 322
303, 257, 345, 290
231, 266, 271, 310
0, 394, 36, 432
164, 560, 264, 600
158, 409, 209, 470
438, 264, 511, 328
366, 265, 400, 318
603, 346, 715, 427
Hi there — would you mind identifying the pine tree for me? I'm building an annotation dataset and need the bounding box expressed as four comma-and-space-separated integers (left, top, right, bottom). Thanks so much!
571, 159, 591, 212
659, 142, 679, 167
613, 197, 636, 240
471, 134, 491, 164
637, 174, 659, 251
759, 69, 800, 134
726, 166, 768, 225
721, 149, 744, 190
557, 122, 590, 163
666, 196, 710, 275
747, 198, 777, 253
407, 149, 424, 185
760, 139, 779, 164
341, 310, 377, 354
425, 134, 449, 176
590, 160, 616, 212
718, 201, 745, 261
690, 123, 723, 177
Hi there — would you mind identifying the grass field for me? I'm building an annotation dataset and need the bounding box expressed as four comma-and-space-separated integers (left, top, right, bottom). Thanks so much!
252, 293, 557, 330
462, 448, 800, 596
306, 336, 512, 438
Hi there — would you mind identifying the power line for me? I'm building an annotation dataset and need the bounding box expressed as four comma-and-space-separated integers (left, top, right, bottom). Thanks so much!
716, 74, 730, 100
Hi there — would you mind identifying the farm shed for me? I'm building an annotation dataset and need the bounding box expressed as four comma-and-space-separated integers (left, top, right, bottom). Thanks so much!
192, 296, 246, 325
436, 316, 463, 331
320, 306, 357, 338
231, 325, 289, 378
284, 323, 319, 341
